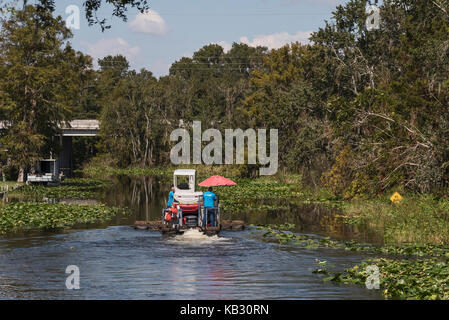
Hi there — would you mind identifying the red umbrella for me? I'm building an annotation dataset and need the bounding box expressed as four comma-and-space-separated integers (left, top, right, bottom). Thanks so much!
198, 175, 237, 187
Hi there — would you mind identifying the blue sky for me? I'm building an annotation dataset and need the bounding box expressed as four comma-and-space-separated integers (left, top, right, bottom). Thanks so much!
52, 0, 347, 77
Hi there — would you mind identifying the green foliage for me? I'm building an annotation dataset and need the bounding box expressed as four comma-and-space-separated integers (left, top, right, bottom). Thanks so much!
9, 178, 108, 200
240, 43, 332, 175
1, 165, 18, 181
0, 1, 150, 31
257, 223, 449, 257
342, 195, 449, 245
0, 202, 128, 234
0, 5, 93, 178
313, 0, 449, 195
3, 0, 449, 198
325, 258, 449, 300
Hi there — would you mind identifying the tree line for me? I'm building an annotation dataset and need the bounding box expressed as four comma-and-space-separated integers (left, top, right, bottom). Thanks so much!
1, 0, 449, 197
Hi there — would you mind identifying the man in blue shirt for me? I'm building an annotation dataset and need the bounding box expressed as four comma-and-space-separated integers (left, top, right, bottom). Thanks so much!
167, 187, 175, 207
203, 187, 217, 227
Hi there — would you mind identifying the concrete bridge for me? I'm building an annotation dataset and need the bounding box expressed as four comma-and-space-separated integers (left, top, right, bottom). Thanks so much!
59, 120, 99, 177
0, 119, 99, 136
61, 120, 99, 137
1, 120, 99, 178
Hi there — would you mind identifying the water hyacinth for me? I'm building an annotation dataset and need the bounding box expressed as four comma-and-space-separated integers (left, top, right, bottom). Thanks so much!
256, 224, 449, 300
0, 202, 128, 234
321, 258, 449, 300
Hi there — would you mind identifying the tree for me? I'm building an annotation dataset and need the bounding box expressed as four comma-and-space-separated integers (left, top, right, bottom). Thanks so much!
169, 43, 267, 129
99, 66, 167, 166
1, 0, 150, 31
313, 0, 449, 195
239, 43, 332, 180
0, 5, 92, 181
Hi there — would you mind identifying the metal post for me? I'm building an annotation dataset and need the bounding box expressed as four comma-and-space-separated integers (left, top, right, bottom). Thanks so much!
179, 206, 183, 227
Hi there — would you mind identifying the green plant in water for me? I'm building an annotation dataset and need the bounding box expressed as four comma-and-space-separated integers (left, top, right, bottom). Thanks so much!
0, 202, 129, 234
9, 178, 109, 200
322, 258, 449, 300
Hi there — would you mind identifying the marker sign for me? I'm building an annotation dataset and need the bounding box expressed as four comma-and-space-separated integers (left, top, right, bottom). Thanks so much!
390, 192, 403, 204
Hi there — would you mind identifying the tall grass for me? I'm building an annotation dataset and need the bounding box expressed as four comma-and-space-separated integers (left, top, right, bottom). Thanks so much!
342, 194, 449, 245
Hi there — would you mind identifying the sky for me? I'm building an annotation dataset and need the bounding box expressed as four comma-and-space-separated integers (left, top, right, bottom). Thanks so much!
51, 0, 348, 77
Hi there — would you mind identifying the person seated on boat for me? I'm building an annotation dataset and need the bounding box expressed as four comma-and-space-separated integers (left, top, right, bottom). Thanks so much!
203, 187, 217, 227
164, 203, 179, 223
167, 186, 175, 208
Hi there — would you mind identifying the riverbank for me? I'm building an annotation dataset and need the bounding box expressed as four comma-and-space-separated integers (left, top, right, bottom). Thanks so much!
341, 195, 449, 245
0, 181, 23, 196
80, 159, 249, 180
80, 164, 449, 300
3, 165, 449, 299
7, 178, 108, 201
81, 163, 449, 246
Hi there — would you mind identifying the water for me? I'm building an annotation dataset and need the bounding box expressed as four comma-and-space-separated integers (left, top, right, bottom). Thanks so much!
0, 176, 383, 299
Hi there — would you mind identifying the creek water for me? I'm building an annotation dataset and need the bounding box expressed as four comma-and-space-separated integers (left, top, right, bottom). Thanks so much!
0, 175, 383, 299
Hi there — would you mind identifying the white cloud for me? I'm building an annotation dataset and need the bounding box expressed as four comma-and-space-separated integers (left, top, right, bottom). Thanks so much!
239, 30, 312, 49
81, 38, 141, 66
129, 10, 170, 35
213, 41, 232, 52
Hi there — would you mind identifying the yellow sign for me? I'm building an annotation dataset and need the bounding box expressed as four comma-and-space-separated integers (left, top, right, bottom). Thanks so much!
390, 192, 403, 204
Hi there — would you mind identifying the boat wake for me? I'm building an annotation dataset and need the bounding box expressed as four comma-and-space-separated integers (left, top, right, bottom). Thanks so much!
168, 229, 229, 245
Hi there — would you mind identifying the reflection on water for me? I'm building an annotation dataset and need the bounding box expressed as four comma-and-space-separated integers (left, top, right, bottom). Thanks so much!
235, 203, 384, 245
101, 176, 382, 244
100, 175, 169, 222
0, 175, 384, 300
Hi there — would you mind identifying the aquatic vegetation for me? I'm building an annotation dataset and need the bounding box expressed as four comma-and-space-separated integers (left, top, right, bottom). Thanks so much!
256, 224, 365, 249
0, 202, 128, 234
85, 165, 449, 248
322, 258, 449, 300
256, 224, 449, 257
211, 178, 305, 214
257, 224, 449, 300
9, 178, 109, 200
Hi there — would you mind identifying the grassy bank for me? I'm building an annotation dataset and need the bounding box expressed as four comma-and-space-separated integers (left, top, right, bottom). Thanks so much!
0, 181, 23, 188
0, 181, 23, 193
80, 161, 249, 180
8, 178, 109, 201
341, 194, 449, 246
